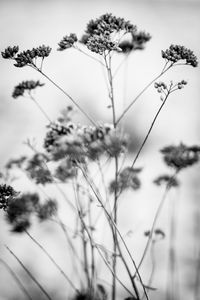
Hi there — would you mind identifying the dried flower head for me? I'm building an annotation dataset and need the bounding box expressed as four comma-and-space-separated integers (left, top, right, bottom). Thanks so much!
1, 46, 19, 59
153, 174, 179, 187
0, 184, 19, 210
162, 44, 198, 67
160, 143, 199, 170
58, 33, 78, 51
2, 45, 51, 68
12, 80, 44, 98
55, 158, 77, 182
6, 193, 40, 233
109, 167, 142, 194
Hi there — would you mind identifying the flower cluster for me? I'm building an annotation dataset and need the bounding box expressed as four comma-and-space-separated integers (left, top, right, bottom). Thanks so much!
154, 80, 187, 101
37, 199, 57, 221
5, 192, 39, 232
118, 31, 151, 54
153, 174, 179, 187
0, 184, 18, 210
26, 153, 52, 185
1, 46, 19, 59
161, 44, 198, 67
154, 81, 167, 93
55, 159, 77, 182
160, 143, 200, 171
109, 167, 141, 194
2, 45, 51, 68
44, 121, 127, 162
57, 33, 78, 51
80, 13, 136, 54
12, 80, 44, 98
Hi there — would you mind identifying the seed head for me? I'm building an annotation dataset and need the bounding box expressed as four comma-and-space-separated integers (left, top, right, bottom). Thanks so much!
1, 46, 19, 59
162, 44, 198, 67
58, 33, 78, 51
12, 80, 44, 98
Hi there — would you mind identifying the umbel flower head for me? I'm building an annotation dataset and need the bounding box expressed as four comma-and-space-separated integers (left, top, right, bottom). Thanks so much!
0, 184, 19, 210
161, 44, 198, 67
80, 13, 137, 55
160, 143, 200, 171
1, 45, 51, 68
12, 80, 44, 98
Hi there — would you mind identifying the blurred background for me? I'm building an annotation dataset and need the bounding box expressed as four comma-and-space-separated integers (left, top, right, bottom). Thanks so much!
0, 0, 200, 299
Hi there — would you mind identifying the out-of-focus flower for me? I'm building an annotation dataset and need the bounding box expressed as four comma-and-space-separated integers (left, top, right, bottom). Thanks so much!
6, 193, 39, 233
26, 153, 52, 185
153, 174, 179, 187
37, 199, 57, 221
160, 143, 200, 171
118, 31, 151, 54
12, 80, 44, 98
109, 167, 142, 194
55, 158, 77, 182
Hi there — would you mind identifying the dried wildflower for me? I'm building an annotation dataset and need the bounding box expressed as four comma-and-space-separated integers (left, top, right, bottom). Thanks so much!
153, 174, 179, 187
82, 13, 136, 55
1, 45, 52, 68
58, 33, 78, 51
12, 80, 44, 98
160, 143, 199, 171
6, 193, 39, 233
85, 13, 136, 36
86, 35, 121, 54
1, 46, 19, 59
26, 153, 52, 185
55, 159, 77, 182
0, 184, 19, 210
37, 199, 57, 221
118, 31, 151, 54
161, 44, 198, 67
109, 167, 141, 194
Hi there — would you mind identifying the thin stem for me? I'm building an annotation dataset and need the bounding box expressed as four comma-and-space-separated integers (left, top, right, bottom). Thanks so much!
130, 92, 169, 169
116, 64, 172, 125
5, 245, 53, 300
74, 45, 105, 67
36, 68, 96, 126
135, 172, 178, 274
0, 258, 34, 300
29, 93, 52, 123
24, 230, 79, 294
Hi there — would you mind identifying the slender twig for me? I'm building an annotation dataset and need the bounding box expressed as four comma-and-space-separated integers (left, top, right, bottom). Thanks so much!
24, 230, 80, 294
29, 93, 52, 123
0, 258, 34, 300
5, 245, 53, 300
116, 64, 172, 124
35, 68, 96, 126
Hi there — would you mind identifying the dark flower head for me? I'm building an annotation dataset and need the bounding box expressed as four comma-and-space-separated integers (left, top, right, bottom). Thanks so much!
153, 174, 179, 187
12, 80, 44, 98
1, 46, 19, 59
160, 143, 199, 171
6, 193, 39, 233
58, 33, 78, 51
0, 184, 19, 210
162, 44, 198, 67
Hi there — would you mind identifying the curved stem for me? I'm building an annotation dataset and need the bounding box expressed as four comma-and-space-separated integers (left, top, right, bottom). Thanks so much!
29, 94, 52, 123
